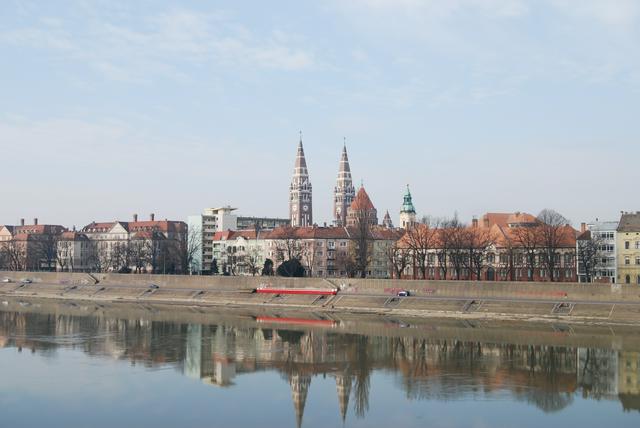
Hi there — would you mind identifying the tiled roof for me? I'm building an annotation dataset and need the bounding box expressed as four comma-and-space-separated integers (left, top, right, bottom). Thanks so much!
617, 212, 640, 232
82, 220, 186, 234
350, 187, 375, 211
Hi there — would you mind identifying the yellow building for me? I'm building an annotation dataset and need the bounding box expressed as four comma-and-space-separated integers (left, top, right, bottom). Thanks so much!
617, 212, 640, 285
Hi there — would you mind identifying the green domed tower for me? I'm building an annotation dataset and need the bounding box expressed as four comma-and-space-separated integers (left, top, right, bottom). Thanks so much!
400, 185, 416, 229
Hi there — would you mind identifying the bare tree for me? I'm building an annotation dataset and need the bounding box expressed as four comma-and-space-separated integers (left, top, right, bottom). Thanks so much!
55, 239, 73, 272
446, 220, 468, 280
302, 241, 316, 277
129, 238, 151, 273
512, 223, 541, 281
387, 241, 410, 279
273, 226, 306, 276
348, 211, 373, 278
577, 231, 604, 283
404, 222, 438, 279
110, 241, 130, 273
537, 209, 573, 282
466, 227, 496, 280
0, 240, 26, 271
435, 217, 459, 280
183, 226, 202, 274
245, 246, 262, 276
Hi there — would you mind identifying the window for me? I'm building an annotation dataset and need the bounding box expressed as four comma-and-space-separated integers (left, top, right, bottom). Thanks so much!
636, 241, 640, 249
637, 275, 640, 285
636, 257, 640, 265
625, 241, 630, 249
565, 269, 572, 278
626, 275, 631, 284
625, 257, 630, 265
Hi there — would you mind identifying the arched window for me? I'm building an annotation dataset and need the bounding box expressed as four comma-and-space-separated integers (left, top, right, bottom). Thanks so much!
637, 275, 640, 285
625, 275, 631, 284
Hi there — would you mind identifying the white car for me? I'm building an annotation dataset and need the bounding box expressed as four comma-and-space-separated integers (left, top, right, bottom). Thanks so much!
21, 278, 32, 284
1, 278, 11, 283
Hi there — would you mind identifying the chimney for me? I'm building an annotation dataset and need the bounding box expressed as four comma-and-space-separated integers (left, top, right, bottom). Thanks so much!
20, 218, 25, 226
133, 214, 138, 222
580, 222, 586, 233
472, 218, 478, 228
33, 218, 38, 226
150, 213, 155, 221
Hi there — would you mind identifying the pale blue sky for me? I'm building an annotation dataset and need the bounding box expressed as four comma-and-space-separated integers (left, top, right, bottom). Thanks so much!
1, 0, 639, 228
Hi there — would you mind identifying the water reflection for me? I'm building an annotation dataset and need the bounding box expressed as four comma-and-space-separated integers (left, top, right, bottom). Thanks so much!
1, 307, 640, 427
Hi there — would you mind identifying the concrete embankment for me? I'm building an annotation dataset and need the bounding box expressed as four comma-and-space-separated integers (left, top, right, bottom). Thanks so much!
3, 298, 640, 352
1, 271, 640, 325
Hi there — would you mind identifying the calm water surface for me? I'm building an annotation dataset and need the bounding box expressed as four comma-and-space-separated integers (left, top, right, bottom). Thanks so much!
1, 301, 639, 428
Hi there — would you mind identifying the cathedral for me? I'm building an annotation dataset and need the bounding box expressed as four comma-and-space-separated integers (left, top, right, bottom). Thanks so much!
288, 137, 410, 229
289, 137, 357, 228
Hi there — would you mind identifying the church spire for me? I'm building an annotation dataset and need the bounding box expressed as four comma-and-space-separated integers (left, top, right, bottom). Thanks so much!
333, 142, 355, 227
290, 374, 311, 428
290, 134, 313, 227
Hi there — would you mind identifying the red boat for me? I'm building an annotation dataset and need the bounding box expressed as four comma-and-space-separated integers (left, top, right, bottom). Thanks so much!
256, 286, 337, 296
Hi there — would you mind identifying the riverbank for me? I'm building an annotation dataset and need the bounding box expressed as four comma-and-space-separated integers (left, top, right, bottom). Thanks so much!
1, 271, 640, 325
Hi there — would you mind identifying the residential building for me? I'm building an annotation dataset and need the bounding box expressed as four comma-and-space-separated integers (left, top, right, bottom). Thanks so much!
289, 138, 313, 227
56, 231, 91, 272
265, 225, 400, 278
81, 214, 187, 273
188, 207, 290, 274
617, 212, 640, 285
211, 229, 268, 276
0, 218, 66, 271
188, 207, 238, 274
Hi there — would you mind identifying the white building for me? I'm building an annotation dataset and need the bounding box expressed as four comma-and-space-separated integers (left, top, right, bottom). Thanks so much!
188, 207, 238, 274
188, 206, 289, 274
577, 220, 618, 283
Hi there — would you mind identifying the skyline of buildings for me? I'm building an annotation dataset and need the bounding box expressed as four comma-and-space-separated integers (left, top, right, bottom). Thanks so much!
1, 141, 639, 284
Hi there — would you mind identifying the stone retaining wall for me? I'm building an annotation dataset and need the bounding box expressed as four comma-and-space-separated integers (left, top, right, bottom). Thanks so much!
1, 271, 638, 303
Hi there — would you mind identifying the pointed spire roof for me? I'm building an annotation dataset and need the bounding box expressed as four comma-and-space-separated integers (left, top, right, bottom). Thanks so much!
339, 142, 351, 174
335, 374, 352, 422
350, 186, 375, 211
401, 184, 416, 214
290, 374, 311, 428
382, 210, 394, 228
295, 134, 308, 170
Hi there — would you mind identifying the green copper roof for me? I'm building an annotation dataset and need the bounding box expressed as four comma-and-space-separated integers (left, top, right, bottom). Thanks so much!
402, 185, 416, 213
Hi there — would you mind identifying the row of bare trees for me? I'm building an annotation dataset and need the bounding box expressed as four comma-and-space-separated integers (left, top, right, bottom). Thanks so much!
388, 209, 577, 282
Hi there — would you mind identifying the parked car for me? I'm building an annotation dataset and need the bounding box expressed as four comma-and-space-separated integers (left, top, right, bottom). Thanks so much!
149, 284, 160, 289
1, 278, 11, 283
21, 279, 32, 284
397, 290, 411, 297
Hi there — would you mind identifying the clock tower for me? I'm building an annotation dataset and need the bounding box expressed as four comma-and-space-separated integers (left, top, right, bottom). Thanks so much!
289, 136, 313, 227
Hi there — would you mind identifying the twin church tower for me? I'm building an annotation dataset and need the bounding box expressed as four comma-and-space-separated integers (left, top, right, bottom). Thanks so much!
289, 137, 356, 228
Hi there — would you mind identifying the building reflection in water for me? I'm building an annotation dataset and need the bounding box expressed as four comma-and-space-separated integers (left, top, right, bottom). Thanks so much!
1, 310, 640, 427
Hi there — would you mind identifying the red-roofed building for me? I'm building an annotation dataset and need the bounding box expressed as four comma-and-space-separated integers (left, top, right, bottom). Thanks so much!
0, 218, 67, 271
80, 214, 187, 273
346, 187, 378, 227
398, 212, 578, 282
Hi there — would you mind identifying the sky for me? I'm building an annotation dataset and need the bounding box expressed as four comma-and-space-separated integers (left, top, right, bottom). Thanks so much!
1, 0, 639, 228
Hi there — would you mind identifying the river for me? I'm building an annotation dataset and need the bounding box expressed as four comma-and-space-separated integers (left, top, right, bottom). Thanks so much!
0, 298, 639, 427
